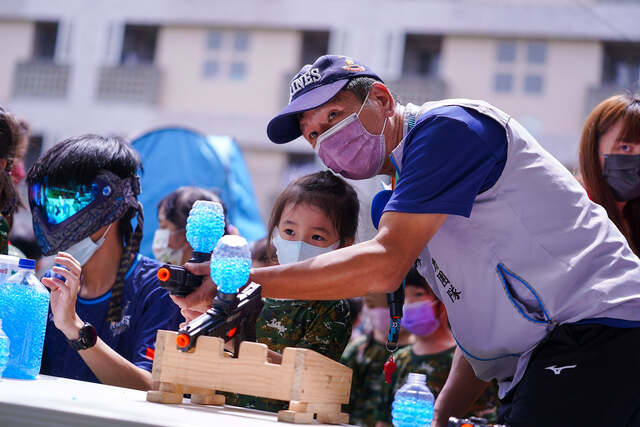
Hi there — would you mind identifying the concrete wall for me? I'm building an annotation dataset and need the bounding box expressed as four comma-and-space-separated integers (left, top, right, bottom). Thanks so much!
242, 149, 288, 224
156, 26, 301, 115
440, 35, 602, 165
0, 21, 33, 103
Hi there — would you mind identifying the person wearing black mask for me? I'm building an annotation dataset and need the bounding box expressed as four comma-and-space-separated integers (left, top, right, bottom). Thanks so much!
579, 93, 640, 255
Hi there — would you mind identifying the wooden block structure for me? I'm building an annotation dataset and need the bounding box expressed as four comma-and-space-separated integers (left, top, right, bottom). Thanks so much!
147, 330, 352, 424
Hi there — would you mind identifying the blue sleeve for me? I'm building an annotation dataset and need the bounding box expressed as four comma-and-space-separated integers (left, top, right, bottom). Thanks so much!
132, 287, 183, 372
384, 107, 507, 218
128, 259, 184, 372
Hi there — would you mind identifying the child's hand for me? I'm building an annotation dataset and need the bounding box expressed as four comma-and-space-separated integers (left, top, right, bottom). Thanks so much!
41, 252, 84, 339
170, 261, 218, 315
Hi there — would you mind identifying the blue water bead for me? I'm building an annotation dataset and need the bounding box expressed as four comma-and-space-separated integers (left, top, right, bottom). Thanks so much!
0, 271, 49, 379
0, 324, 9, 377
392, 397, 434, 427
185, 200, 225, 253
210, 235, 251, 294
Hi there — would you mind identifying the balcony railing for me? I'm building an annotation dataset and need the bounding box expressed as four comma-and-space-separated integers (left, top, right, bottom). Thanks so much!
96, 65, 160, 104
387, 77, 447, 105
585, 84, 637, 116
12, 61, 70, 98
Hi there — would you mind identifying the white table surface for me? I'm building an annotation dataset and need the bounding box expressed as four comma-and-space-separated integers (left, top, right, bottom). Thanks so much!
0, 375, 352, 426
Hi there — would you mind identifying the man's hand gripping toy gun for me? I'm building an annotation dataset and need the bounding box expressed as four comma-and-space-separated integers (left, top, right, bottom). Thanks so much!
157, 200, 225, 296
175, 234, 263, 356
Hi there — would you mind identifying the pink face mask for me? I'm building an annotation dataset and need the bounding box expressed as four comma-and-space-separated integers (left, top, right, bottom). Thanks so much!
314, 92, 387, 180
362, 305, 391, 334
401, 300, 440, 337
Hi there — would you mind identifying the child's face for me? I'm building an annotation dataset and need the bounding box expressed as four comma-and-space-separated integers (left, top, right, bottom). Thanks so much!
278, 202, 340, 248
405, 285, 435, 305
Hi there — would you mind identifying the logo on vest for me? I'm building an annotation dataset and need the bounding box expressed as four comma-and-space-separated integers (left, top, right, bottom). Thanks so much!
432, 258, 462, 303
289, 68, 322, 101
545, 364, 577, 375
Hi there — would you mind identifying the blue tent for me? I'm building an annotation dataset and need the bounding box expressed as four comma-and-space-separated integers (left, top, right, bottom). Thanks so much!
131, 127, 266, 257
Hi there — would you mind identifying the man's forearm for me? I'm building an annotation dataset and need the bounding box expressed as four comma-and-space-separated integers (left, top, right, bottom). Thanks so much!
78, 338, 152, 390
174, 212, 446, 313
433, 347, 489, 427
251, 238, 407, 300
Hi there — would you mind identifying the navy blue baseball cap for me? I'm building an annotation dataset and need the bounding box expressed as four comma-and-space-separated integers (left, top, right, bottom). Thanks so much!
267, 55, 382, 144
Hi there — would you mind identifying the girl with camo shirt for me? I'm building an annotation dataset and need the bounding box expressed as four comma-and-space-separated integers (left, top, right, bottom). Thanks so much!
226, 170, 356, 412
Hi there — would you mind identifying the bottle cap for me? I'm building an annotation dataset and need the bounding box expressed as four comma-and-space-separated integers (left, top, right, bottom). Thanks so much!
18, 258, 36, 270
407, 372, 427, 383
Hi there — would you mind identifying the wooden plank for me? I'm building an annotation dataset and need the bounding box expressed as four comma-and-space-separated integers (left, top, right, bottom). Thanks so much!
286, 348, 352, 404
191, 393, 225, 406
316, 411, 349, 424
152, 331, 295, 401
277, 410, 315, 424
150, 330, 352, 409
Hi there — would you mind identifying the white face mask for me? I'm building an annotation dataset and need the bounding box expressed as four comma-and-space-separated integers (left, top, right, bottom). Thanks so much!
152, 229, 185, 265
272, 229, 339, 265
66, 224, 112, 266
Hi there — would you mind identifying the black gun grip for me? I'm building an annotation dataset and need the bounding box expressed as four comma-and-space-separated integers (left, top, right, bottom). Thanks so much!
156, 252, 212, 297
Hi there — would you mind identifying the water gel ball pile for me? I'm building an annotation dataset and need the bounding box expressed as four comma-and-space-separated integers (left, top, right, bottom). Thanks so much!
210, 235, 252, 294
391, 373, 434, 427
186, 200, 225, 253
0, 322, 9, 377
391, 395, 434, 427
0, 271, 49, 379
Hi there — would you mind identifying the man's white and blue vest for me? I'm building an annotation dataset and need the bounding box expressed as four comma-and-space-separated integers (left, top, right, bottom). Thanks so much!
391, 99, 640, 398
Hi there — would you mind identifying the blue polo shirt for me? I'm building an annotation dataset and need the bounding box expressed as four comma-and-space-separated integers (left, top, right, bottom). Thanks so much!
385, 105, 508, 218
41, 254, 183, 383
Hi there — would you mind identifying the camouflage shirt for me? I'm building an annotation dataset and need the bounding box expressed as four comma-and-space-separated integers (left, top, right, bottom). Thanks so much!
340, 334, 409, 427
0, 215, 8, 255
225, 298, 352, 412
377, 346, 500, 424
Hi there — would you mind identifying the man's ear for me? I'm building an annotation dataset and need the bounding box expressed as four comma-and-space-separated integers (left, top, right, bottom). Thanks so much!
370, 82, 395, 116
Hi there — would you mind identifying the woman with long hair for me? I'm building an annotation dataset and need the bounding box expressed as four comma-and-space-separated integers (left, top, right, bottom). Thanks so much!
0, 107, 22, 254
579, 93, 640, 255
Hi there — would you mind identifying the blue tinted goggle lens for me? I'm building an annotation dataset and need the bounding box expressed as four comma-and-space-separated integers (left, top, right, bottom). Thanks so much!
30, 182, 98, 225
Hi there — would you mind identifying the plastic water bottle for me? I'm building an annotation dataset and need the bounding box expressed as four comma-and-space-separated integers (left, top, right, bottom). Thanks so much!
0, 319, 9, 377
391, 372, 435, 427
0, 259, 50, 379
210, 235, 251, 294
185, 200, 225, 261
0, 254, 20, 283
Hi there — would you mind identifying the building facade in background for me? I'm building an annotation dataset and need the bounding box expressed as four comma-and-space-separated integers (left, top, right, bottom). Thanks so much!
0, 0, 639, 223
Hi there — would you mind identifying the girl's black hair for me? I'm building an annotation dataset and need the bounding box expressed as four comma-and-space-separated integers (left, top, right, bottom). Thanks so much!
27, 134, 141, 187
157, 186, 229, 233
249, 237, 276, 266
266, 171, 359, 258
404, 265, 430, 293
0, 107, 21, 216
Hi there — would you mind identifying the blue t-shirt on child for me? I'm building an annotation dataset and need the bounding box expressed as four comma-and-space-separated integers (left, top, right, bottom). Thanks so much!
41, 254, 183, 382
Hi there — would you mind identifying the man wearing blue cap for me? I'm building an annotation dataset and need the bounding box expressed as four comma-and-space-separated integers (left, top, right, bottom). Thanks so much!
175, 55, 640, 427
